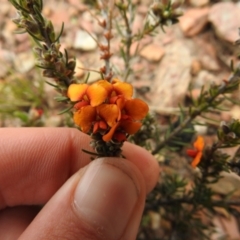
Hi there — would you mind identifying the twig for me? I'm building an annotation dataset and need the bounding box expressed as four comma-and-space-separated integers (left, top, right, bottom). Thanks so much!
133, 18, 161, 42
120, 0, 133, 81
152, 85, 226, 155
98, 0, 114, 81
77, 67, 102, 74
152, 114, 197, 154
9, 0, 75, 88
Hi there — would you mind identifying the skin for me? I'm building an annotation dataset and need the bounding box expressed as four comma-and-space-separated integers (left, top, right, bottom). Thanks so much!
0, 128, 159, 240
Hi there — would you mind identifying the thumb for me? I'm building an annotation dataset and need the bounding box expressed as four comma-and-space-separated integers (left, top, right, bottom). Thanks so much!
20, 157, 147, 240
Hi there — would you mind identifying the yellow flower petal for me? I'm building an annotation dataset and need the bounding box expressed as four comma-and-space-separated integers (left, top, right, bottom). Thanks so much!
97, 104, 119, 127
73, 105, 96, 133
112, 79, 133, 98
87, 80, 112, 107
194, 136, 204, 151
120, 120, 142, 134
68, 84, 88, 101
124, 99, 149, 120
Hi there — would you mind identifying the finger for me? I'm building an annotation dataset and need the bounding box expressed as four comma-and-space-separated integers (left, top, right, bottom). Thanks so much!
0, 128, 92, 209
19, 157, 148, 240
0, 206, 40, 240
0, 128, 159, 208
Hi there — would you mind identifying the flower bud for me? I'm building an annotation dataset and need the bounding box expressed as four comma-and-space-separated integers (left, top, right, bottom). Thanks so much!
45, 20, 55, 42
33, 47, 42, 56
36, 59, 51, 68
227, 132, 236, 140
23, 19, 44, 40
12, 17, 21, 25
67, 60, 76, 71
220, 121, 230, 134
55, 61, 66, 73
43, 69, 56, 78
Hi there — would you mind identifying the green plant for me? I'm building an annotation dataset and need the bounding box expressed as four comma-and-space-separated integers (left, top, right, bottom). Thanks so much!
5, 0, 240, 239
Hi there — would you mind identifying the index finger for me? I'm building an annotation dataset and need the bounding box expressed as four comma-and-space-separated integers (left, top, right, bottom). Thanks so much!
0, 128, 159, 209
0, 128, 92, 209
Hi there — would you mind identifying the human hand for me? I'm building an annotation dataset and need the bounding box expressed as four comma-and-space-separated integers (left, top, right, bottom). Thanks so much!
0, 128, 159, 240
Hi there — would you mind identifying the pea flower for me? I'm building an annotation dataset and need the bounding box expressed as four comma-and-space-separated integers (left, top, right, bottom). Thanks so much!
68, 79, 149, 143
186, 136, 204, 168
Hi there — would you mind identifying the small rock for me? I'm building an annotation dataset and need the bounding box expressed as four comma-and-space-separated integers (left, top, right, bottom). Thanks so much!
0, 49, 15, 63
67, 0, 88, 11
189, 0, 209, 7
2, 20, 17, 46
130, 36, 152, 56
92, 21, 104, 35
179, 7, 209, 37
189, 88, 201, 100
149, 211, 161, 230
132, 14, 145, 35
140, 43, 165, 62
132, 61, 147, 74
80, 21, 94, 33
87, 71, 102, 83
13, 52, 35, 73
111, 56, 125, 73
193, 70, 218, 88
137, 5, 148, 15
213, 215, 240, 240
201, 54, 220, 71
0, 60, 9, 78
152, 40, 192, 108
0, 2, 12, 16
194, 33, 220, 71
50, 9, 70, 26
42, 7, 52, 17
230, 106, 240, 120
190, 59, 202, 76
220, 111, 231, 122
15, 33, 29, 43
68, 6, 79, 18
15, 35, 31, 53
209, 2, 240, 43
194, 125, 208, 135
75, 59, 85, 78
45, 115, 62, 127
210, 171, 240, 197
80, 11, 94, 33
73, 30, 98, 51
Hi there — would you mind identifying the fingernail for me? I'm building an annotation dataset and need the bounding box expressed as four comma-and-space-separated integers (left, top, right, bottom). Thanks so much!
74, 158, 140, 240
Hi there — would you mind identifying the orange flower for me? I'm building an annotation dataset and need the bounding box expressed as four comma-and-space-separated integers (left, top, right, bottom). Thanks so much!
67, 79, 149, 142
68, 80, 113, 134
99, 98, 149, 142
186, 136, 204, 168
68, 80, 112, 107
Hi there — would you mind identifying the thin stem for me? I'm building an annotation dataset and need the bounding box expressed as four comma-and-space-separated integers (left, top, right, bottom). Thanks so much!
133, 18, 162, 42
152, 113, 197, 154
28, 4, 52, 47
152, 86, 225, 155
77, 67, 102, 74
121, 1, 133, 81
98, 0, 113, 81
9, 0, 75, 88
106, 9, 112, 77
